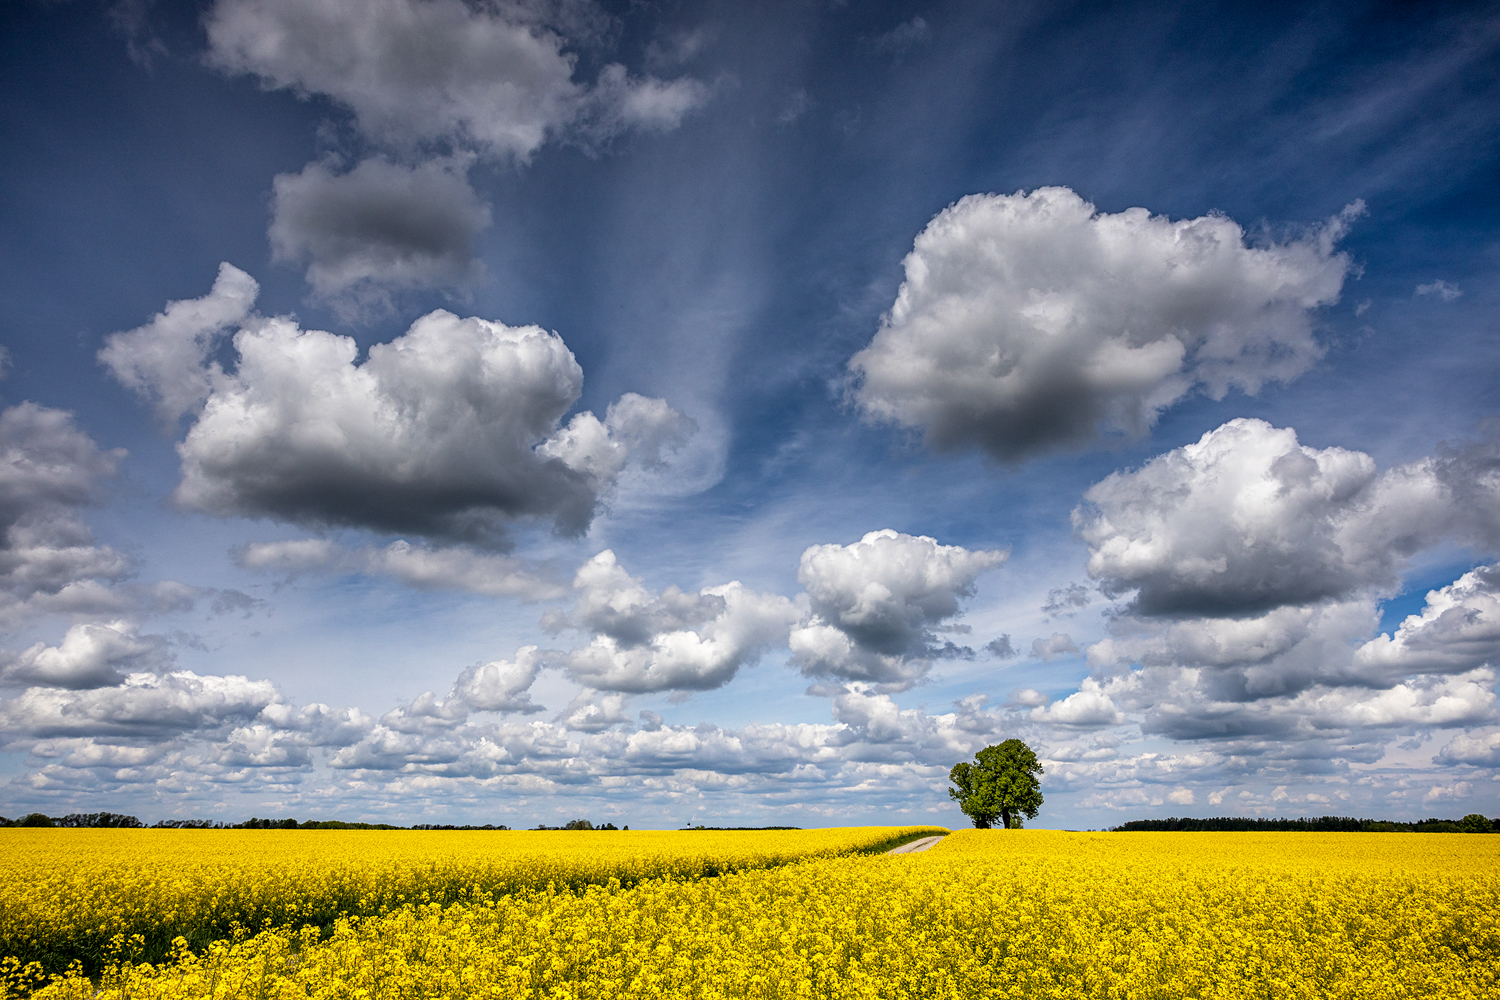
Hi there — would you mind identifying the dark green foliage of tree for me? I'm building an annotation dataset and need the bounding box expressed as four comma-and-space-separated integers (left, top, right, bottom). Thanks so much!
55, 812, 144, 828
1460, 813, 1496, 833
949, 740, 1044, 829
0, 812, 143, 828
235, 817, 299, 829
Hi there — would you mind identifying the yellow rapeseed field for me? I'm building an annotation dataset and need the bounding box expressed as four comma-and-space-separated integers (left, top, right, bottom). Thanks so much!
4, 828, 1498, 999
0, 826, 938, 978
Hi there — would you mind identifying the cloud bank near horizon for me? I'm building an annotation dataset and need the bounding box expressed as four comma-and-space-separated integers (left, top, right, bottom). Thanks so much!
2, 418, 1496, 824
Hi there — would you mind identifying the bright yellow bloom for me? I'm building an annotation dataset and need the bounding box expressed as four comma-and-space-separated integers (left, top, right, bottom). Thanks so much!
3, 829, 1497, 999
0, 827, 936, 977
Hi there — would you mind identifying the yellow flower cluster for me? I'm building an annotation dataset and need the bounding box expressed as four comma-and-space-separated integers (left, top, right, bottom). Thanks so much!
7, 829, 1499, 999
0, 826, 938, 976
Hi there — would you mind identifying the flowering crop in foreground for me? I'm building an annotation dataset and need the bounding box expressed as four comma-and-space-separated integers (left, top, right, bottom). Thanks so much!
0, 826, 938, 975
5, 830, 1499, 999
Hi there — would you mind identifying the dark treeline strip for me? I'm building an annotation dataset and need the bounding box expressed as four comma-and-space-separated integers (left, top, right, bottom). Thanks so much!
1113, 814, 1500, 833
0, 813, 652, 830
682, 826, 803, 831
531, 819, 623, 830
0, 812, 145, 828
0, 814, 510, 830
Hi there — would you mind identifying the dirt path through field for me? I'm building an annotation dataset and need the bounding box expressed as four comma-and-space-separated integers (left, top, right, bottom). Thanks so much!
886, 835, 944, 854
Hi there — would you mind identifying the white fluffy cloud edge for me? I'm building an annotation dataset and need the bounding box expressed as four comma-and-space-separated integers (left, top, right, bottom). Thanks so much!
1, 402, 1498, 823
851, 187, 1362, 461
98, 262, 698, 546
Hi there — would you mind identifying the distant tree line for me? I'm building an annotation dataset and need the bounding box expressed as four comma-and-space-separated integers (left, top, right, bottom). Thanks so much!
0, 813, 513, 830
0, 812, 656, 830
681, 825, 802, 830
1113, 814, 1500, 833
0, 812, 145, 828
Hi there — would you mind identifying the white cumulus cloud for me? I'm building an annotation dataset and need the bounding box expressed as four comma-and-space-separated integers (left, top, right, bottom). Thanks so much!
851, 188, 1358, 460
1075, 418, 1500, 616
1087, 599, 1380, 700
0, 670, 281, 745
1356, 565, 1500, 679
452, 648, 546, 715
1049, 421, 1500, 771
1101, 662, 1497, 743
557, 688, 633, 732
103, 269, 692, 545
1438, 728, 1500, 766
0, 622, 167, 690
205, 0, 707, 304
554, 551, 799, 693
0, 403, 125, 532
381, 647, 546, 735
1030, 679, 1123, 727
790, 529, 1008, 689
97, 263, 259, 425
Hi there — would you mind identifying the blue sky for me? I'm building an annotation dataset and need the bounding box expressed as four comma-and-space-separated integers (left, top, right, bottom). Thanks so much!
1, 0, 1498, 828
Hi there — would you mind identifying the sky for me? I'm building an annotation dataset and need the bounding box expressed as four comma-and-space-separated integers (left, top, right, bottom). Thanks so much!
1, 0, 1499, 829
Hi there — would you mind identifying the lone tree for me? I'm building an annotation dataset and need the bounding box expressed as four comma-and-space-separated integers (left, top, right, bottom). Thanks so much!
949, 740, 1044, 829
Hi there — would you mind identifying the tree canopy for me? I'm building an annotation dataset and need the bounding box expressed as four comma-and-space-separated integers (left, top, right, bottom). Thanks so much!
1459, 813, 1497, 833
949, 740, 1044, 829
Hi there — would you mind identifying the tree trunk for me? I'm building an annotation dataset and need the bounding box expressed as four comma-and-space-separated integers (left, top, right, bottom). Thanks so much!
1001, 807, 1014, 829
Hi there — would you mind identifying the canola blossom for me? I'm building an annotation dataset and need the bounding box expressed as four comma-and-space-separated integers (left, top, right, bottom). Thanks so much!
4, 829, 1499, 999
0, 827, 938, 977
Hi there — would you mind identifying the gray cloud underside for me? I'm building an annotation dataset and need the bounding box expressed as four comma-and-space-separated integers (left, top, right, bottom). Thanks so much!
269, 157, 491, 305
